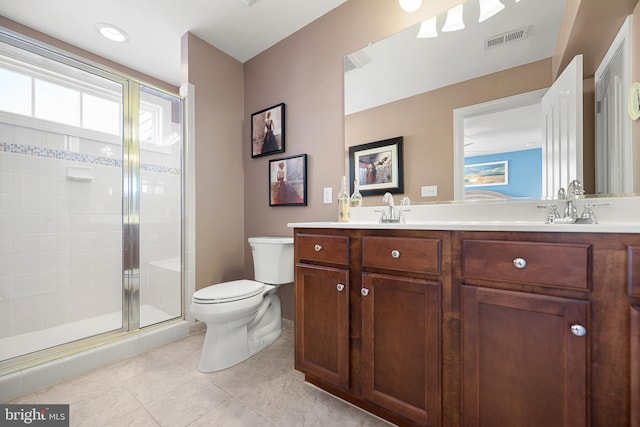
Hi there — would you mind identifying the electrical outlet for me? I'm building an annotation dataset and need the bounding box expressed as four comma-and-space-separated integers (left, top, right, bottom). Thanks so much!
421, 185, 438, 197
324, 187, 333, 204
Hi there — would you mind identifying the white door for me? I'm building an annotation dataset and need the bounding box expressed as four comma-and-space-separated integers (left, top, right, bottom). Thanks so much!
595, 16, 633, 194
541, 54, 583, 199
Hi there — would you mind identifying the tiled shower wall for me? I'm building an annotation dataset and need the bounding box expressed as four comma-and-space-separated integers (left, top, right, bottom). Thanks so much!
139, 146, 181, 318
0, 121, 181, 340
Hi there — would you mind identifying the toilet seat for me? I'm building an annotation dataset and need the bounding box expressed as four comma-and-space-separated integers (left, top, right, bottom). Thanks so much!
192, 280, 265, 304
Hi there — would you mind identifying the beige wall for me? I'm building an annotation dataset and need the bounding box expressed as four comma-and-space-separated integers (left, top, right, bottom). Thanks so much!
242, 0, 462, 319
346, 59, 552, 202
181, 33, 246, 291
242, 0, 462, 233
553, 0, 638, 79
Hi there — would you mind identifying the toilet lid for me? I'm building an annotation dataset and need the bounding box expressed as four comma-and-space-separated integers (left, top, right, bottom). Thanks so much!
192, 280, 265, 303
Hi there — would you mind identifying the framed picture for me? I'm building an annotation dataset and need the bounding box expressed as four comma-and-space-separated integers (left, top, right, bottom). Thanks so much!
269, 154, 307, 206
251, 103, 285, 158
348, 136, 403, 196
464, 160, 509, 187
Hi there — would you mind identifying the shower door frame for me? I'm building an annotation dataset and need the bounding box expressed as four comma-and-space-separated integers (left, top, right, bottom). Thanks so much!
124, 82, 141, 332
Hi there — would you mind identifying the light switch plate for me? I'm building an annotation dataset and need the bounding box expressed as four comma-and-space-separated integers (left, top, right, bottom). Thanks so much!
324, 187, 332, 204
421, 185, 438, 197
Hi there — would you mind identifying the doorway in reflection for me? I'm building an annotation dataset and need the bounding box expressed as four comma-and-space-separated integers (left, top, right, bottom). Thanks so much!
463, 102, 542, 200
454, 89, 546, 200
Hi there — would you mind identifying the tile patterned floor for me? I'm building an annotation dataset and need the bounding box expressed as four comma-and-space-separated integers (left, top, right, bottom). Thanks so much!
10, 328, 393, 426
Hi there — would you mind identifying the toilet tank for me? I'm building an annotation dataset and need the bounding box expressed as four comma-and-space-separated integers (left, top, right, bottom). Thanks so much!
248, 236, 294, 285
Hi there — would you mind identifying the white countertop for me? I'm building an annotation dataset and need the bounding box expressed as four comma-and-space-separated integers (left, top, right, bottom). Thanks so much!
287, 220, 640, 233
288, 196, 640, 234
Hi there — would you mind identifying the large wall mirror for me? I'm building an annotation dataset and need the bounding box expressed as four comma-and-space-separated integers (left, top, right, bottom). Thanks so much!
344, 0, 638, 203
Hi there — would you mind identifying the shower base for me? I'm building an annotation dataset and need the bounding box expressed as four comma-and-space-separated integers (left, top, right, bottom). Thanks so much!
0, 305, 174, 362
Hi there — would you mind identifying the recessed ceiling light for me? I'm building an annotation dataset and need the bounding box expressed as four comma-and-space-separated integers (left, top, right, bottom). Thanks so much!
96, 23, 130, 43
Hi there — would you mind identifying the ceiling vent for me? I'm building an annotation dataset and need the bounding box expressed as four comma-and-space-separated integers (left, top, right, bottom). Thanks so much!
485, 26, 530, 49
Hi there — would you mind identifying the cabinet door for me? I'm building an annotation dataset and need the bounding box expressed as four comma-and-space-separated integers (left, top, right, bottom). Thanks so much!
361, 273, 441, 426
629, 246, 640, 297
461, 285, 589, 427
632, 306, 640, 427
295, 263, 349, 389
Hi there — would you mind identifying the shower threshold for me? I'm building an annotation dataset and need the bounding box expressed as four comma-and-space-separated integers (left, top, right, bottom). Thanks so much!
0, 305, 175, 362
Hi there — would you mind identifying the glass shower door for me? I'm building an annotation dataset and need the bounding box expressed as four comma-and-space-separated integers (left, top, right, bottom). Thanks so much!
137, 85, 182, 328
0, 39, 126, 362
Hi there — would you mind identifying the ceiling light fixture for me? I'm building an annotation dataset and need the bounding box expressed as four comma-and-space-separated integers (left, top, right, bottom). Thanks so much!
442, 4, 465, 32
478, 0, 505, 23
96, 23, 130, 43
417, 16, 438, 38
399, 0, 422, 13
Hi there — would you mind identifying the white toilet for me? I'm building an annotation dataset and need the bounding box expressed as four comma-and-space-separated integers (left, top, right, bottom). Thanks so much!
190, 236, 294, 372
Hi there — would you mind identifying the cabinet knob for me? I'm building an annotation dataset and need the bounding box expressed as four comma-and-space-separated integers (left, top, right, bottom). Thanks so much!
512, 257, 527, 269
314, 244, 322, 252
361, 288, 369, 297
391, 249, 400, 259
336, 284, 345, 292
570, 324, 587, 337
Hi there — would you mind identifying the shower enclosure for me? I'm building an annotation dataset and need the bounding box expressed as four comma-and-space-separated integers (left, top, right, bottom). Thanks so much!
0, 31, 183, 366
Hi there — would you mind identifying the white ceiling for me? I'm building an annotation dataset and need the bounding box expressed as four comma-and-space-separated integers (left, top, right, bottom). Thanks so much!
464, 102, 543, 157
0, 0, 347, 87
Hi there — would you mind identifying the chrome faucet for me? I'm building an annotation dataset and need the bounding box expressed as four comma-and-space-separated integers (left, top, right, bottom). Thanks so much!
565, 179, 584, 220
538, 179, 608, 224
382, 192, 395, 220
378, 192, 410, 223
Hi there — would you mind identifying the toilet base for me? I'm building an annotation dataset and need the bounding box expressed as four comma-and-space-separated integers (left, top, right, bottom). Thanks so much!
197, 292, 282, 373
248, 293, 281, 355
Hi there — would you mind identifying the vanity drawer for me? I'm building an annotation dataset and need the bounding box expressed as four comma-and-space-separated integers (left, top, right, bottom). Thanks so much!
462, 239, 590, 290
297, 233, 349, 265
362, 236, 441, 275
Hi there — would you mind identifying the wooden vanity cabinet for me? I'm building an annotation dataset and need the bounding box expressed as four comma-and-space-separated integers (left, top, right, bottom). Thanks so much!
459, 237, 592, 426
361, 235, 443, 426
294, 233, 350, 390
630, 246, 640, 297
632, 306, 640, 427
294, 229, 446, 426
294, 228, 638, 427
455, 231, 640, 427
630, 247, 640, 427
